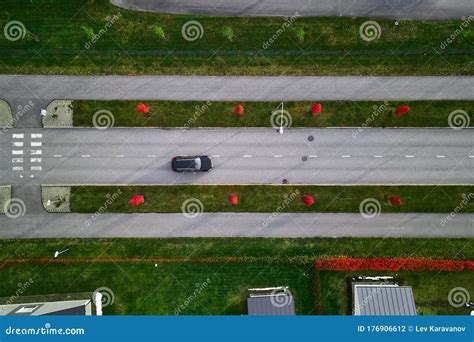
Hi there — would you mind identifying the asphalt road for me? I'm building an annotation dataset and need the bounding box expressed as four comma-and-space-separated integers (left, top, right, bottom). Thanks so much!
3, 75, 473, 128
0, 211, 471, 238
111, 0, 473, 19
3, 76, 473, 103
1, 128, 473, 185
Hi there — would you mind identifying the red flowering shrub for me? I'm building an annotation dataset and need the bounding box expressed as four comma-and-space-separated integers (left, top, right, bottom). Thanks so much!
314, 257, 474, 271
129, 195, 145, 206
394, 105, 410, 117
234, 104, 244, 116
303, 194, 314, 206
228, 193, 239, 206
388, 195, 403, 206
136, 103, 150, 114
311, 103, 322, 116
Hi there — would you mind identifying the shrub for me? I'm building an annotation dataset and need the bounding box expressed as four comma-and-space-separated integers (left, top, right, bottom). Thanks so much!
296, 28, 306, 44
153, 25, 166, 40
222, 26, 235, 41
81, 25, 95, 40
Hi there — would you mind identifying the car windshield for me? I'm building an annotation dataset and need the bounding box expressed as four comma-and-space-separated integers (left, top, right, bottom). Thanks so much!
194, 157, 201, 170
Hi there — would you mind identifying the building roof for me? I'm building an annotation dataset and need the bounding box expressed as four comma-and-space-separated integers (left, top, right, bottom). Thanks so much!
247, 294, 295, 316
0, 299, 93, 316
353, 284, 417, 316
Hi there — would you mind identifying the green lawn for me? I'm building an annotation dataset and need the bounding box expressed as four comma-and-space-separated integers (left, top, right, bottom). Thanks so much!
1, 238, 472, 315
69, 185, 474, 214
2, 238, 472, 263
317, 270, 473, 315
72, 100, 474, 128
0, 262, 314, 315
1, 0, 473, 75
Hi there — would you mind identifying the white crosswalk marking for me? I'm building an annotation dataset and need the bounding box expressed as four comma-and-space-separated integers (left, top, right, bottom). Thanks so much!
31, 150, 42, 155
12, 133, 24, 139
31, 141, 42, 147
31, 158, 42, 163
31, 133, 42, 139
12, 142, 23, 147
31, 166, 42, 171
12, 150, 23, 155
12, 166, 24, 171
12, 158, 23, 163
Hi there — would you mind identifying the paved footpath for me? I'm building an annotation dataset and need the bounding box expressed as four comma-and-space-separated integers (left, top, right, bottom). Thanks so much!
0, 212, 472, 239
111, 0, 473, 19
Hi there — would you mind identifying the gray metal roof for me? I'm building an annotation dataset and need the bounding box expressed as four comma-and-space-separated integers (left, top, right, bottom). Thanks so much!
247, 294, 295, 316
0, 299, 92, 316
353, 284, 417, 316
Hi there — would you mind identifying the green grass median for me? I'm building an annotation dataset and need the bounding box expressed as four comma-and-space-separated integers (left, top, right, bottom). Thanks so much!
69, 185, 474, 214
1, 0, 473, 75
73, 100, 474, 128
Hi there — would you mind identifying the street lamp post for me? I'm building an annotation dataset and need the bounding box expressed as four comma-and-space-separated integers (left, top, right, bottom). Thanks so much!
278, 102, 284, 134
54, 248, 69, 258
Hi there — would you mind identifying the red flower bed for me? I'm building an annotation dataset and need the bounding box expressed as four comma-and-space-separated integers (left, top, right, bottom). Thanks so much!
314, 257, 474, 271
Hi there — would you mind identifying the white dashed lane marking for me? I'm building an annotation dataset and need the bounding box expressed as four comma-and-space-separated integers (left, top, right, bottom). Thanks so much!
405, 155, 414, 158
116, 155, 125, 158
309, 155, 317, 158
436, 155, 445, 158
147, 155, 156, 158
53, 155, 62, 158
374, 155, 383, 158
274, 155, 283, 158
81, 155, 91, 158
243, 155, 252, 158
341, 155, 351, 158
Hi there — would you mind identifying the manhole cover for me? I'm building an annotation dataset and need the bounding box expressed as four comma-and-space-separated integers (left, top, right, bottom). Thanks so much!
308, 135, 314, 142
302, 156, 308, 161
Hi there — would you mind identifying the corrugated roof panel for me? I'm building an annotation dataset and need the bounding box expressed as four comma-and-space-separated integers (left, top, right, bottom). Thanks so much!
354, 285, 416, 316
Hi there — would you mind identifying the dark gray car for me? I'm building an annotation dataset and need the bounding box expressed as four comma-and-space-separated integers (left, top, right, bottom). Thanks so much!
171, 156, 213, 172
